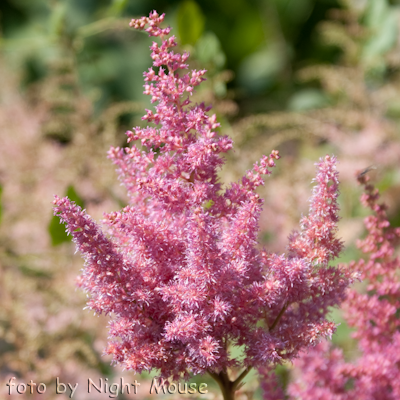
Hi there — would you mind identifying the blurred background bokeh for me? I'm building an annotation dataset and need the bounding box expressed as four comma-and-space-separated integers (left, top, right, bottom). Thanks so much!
1, 0, 400, 398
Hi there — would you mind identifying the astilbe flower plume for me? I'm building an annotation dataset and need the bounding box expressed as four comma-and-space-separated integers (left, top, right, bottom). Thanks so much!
53, 11, 353, 399
288, 173, 400, 399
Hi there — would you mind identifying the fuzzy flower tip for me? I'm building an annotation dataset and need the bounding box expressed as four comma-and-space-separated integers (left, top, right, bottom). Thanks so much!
54, 11, 349, 383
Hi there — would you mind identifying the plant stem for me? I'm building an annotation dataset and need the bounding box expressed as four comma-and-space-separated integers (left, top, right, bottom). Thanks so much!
208, 370, 235, 400
208, 366, 252, 400
269, 302, 288, 331
208, 303, 290, 400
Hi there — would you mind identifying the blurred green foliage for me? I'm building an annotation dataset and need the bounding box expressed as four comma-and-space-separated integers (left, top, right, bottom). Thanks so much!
7, 0, 396, 119
177, 0, 205, 45
0, 0, 346, 112
48, 185, 84, 246
362, 0, 398, 73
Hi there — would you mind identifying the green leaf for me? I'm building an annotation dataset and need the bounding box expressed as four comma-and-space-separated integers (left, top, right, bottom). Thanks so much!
364, 0, 388, 28
225, 8, 265, 64
237, 45, 286, 93
362, 0, 398, 72
66, 185, 85, 208
363, 11, 397, 59
196, 32, 226, 68
49, 185, 85, 246
274, 0, 313, 27
48, 214, 70, 246
288, 89, 329, 111
48, 2, 67, 38
177, 0, 205, 46
106, 0, 128, 17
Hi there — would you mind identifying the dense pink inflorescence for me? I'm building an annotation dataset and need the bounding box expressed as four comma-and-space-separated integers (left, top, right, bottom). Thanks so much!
54, 11, 352, 383
289, 174, 400, 399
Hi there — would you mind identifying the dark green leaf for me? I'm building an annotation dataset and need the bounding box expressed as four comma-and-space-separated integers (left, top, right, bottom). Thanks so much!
49, 214, 70, 246
49, 185, 84, 246
66, 185, 85, 208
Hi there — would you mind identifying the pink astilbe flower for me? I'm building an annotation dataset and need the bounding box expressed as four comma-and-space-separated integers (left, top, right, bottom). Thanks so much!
289, 173, 400, 400
54, 11, 351, 399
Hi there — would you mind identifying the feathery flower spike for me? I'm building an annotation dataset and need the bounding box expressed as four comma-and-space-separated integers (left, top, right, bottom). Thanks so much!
54, 11, 350, 400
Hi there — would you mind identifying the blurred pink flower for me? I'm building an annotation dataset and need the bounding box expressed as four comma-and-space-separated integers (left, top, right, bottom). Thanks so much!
289, 174, 400, 399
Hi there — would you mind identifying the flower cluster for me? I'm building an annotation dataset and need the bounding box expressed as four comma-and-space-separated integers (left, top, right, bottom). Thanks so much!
289, 173, 400, 399
54, 11, 352, 398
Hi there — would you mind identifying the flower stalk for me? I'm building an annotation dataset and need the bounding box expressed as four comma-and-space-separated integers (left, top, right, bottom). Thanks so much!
54, 11, 352, 400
